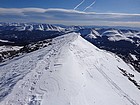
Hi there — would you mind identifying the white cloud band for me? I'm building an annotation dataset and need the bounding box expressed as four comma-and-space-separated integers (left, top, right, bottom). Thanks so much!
0, 8, 140, 27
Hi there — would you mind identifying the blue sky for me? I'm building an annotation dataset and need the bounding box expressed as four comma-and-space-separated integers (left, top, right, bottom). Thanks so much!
0, 0, 140, 13
0, 0, 140, 27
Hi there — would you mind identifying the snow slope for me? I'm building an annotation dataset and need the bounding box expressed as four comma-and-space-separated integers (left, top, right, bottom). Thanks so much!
0, 33, 140, 105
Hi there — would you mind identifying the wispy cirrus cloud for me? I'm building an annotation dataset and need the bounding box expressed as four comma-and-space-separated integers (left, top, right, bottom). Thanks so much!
83, 0, 96, 11
74, 0, 85, 10
0, 8, 140, 27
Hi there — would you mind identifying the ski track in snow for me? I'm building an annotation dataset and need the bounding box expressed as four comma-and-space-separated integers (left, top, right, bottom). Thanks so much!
0, 32, 140, 105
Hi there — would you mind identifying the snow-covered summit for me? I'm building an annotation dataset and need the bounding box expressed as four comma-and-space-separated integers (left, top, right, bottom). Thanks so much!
0, 32, 140, 105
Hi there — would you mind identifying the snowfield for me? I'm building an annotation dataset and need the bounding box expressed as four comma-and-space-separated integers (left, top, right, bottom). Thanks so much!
0, 32, 140, 105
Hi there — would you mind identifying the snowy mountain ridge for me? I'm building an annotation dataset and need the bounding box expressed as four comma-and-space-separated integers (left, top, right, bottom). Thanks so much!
0, 32, 140, 105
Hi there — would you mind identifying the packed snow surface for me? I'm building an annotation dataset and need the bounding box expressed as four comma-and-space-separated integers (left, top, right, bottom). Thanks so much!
0, 33, 140, 105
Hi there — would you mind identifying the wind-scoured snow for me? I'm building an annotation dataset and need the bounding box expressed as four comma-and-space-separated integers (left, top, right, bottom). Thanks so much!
0, 33, 140, 105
